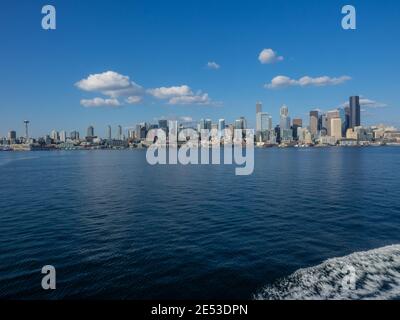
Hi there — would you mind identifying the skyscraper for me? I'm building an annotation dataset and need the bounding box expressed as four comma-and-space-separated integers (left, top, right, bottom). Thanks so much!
309, 110, 319, 136
50, 130, 59, 142
24, 120, 30, 140
256, 112, 272, 132
218, 119, 225, 137
344, 106, 351, 132
107, 125, 112, 140
87, 126, 94, 138
279, 105, 290, 131
117, 125, 122, 140
331, 118, 343, 142
8, 131, 16, 143
70, 131, 79, 141
234, 117, 247, 130
280, 105, 289, 117
326, 109, 340, 136
349, 96, 361, 128
292, 118, 303, 140
256, 102, 262, 114
59, 130, 67, 143
158, 120, 168, 133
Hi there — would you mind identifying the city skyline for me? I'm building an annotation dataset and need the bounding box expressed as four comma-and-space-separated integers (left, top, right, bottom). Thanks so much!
1, 0, 400, 137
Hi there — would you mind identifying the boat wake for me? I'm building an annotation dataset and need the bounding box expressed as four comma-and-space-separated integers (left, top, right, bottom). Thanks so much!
254, 245, 400, 300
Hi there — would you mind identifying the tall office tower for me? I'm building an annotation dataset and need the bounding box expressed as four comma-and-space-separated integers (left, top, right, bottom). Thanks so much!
205, 119, 212, 130
70, 131, 79, 140
107, 125, 112, 140
158, 120, 168, 133
280, 104, 289, 117
50, 130, 59, 142
234, 117, 247, 130
168, 120, 178, 141
87, 126, 94, 138
135, 124, 141, 140
292, 118, 303, 140
117, 125, 122, 140
279, 105, 290, 132
331, 118, 343, 141
128, 129, 135, 140
23, 120, 30, 140
239, 116, 247, 129
293, 118, 303, 128
218, 119, 226, 137
8, 130, 16, 143
256, 112, 272, 132
256, 102, 263, 114
59, 131, 67, 143
344, 106, 351, 131
280, 115, 290, 131
319, 114, 328, 136
199, 119, 206, 131
309, 110, 319, 136
349, 96, 361, 128
326, 109, 340, 136
339, 108, 346, 136
274, 125, 281, 143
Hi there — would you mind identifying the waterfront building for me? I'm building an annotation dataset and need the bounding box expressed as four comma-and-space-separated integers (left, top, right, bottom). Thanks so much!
346, 128, 358, 140
281, 129, 293, 142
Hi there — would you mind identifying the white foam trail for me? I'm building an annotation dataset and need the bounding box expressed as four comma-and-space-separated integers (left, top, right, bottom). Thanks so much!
255, 245, 400, 300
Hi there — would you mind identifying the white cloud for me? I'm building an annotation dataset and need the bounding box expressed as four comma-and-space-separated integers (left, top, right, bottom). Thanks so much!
266, 75, 351, 89
125, 96, 143, 104
258, 49, 284, 64
148, 85, 213, 105
169, 93, 211, 105
148, 85, 193, 99
207, 61, 220, 70
76, 72, 217, 108
75, 71, 142, 98
342, 98, 387, 109
80, 97, 121, 108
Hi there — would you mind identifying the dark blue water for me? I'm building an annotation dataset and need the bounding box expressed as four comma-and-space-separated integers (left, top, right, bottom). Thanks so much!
1, 148, 400, 299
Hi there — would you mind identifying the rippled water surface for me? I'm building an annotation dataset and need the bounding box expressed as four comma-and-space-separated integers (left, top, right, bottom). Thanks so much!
1, 148, 400, 299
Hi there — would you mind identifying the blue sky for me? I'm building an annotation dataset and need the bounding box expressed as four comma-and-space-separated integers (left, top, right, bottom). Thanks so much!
0, 0, 399, 137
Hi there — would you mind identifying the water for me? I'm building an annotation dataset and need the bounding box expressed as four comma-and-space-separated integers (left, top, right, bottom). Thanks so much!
0, 147, 400, 299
